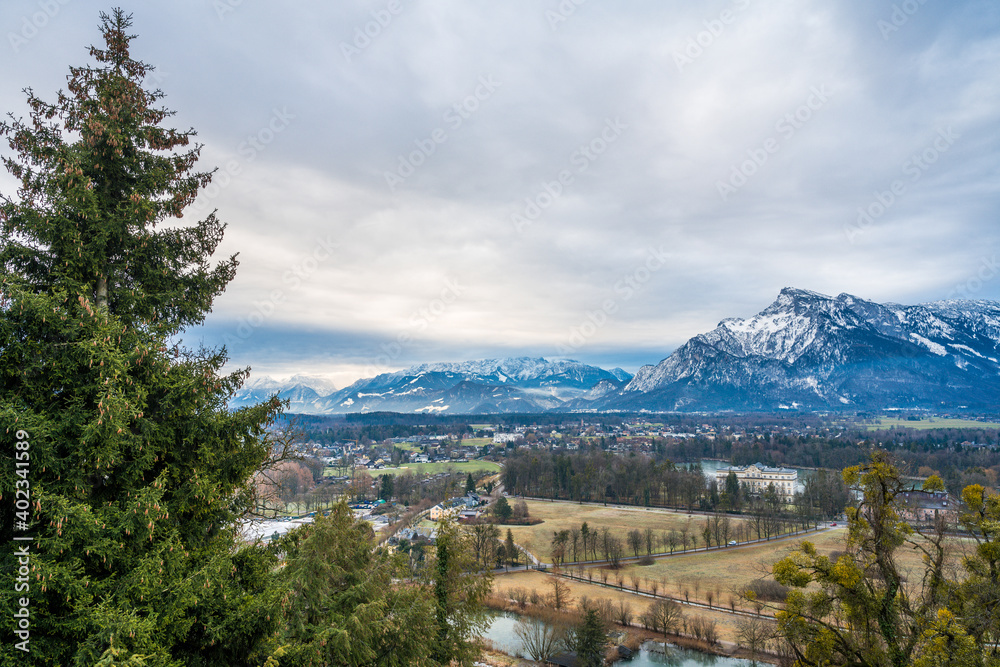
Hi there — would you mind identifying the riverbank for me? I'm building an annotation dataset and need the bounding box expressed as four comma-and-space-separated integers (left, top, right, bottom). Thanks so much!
483, 594, 778, 665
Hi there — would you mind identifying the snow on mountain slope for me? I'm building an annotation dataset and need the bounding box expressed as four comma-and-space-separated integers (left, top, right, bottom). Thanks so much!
610, 288, 1000, 411
232, 357, 627, 414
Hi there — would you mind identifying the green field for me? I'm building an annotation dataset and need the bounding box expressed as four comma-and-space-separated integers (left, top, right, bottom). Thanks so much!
867, 417, 1000, 431
359, 460, 502, 478
461, 437, 494, 447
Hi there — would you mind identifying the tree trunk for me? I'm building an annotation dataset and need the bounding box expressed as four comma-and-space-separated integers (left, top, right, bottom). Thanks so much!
96, 274, 108, 309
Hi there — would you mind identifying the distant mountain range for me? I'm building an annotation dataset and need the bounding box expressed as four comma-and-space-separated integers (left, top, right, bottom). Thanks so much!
233, 289, 1000, 414
231, 358, 632, 414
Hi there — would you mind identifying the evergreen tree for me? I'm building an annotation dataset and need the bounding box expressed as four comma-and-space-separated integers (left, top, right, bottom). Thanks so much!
724, 470, 742, 510
573, 608, 607, 667
428, 518, 492, 665
0, 10, 281, 664
276, 503, 438, 666
504, 528, 518, 569
493, 495, 512, 521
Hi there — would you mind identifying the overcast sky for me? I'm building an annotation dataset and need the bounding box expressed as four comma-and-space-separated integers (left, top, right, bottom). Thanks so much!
4, 0, 1000, 388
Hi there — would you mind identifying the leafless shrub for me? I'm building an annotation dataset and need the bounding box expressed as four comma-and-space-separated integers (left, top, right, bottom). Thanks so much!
744, 578, 790, 603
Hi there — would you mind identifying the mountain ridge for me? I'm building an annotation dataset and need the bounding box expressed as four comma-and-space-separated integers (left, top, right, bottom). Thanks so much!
600, 287, 1000, 411
230, 357, 633, 414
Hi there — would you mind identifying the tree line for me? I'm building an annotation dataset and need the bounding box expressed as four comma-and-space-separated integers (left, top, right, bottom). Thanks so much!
500, 449, 851, 521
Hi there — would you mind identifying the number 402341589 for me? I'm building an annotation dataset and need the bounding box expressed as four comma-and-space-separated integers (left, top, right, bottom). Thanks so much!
14, 429, 30, 527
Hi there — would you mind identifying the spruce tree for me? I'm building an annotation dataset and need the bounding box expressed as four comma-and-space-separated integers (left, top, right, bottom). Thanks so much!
1, 10, 281, 664
573, 608, 607, 667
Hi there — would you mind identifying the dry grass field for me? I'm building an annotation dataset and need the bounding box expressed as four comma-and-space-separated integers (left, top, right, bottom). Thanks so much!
488, 525, 976, 655
492, 570, 750, 644
616, 527, 848, 604
613, 526, 973, 606
503, 499, 751, 563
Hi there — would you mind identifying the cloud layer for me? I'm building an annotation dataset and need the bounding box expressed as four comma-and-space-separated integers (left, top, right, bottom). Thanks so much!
4, 0, 1000, 387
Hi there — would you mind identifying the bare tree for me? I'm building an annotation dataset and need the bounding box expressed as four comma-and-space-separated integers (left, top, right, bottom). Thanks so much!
627, 529, 643, 558
548, 576, 574, 611
644, 527, 656, 555
607, 536, 625, 569
509, 587, 529, 609
736, 615, 776, 665
648, 599, 684, 635
615, 599, 634, 627
515, 614, 564, 662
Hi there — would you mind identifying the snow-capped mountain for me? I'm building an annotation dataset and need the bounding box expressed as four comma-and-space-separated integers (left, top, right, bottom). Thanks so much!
230, 374, 337, 413
593, 287, 1000, 411
233, 358, 632, 414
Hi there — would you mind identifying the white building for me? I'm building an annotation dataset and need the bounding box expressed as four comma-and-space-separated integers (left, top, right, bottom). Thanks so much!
428, 503, 459, 521
716, 462, 798, 500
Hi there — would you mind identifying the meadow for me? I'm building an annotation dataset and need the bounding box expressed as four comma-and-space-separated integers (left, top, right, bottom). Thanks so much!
502, 499, 751, 564
867, 417, 1000, 431
366, 460, 502, 478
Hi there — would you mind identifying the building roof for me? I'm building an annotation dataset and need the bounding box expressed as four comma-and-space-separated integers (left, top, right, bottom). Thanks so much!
719, 461, 797, 474
546, 653, 579, 667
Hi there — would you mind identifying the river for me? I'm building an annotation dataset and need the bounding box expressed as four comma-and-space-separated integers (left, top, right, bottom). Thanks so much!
478, 612, 761, 666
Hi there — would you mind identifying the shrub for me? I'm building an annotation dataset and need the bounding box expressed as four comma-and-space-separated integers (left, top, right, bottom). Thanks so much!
745, 578, 790, 603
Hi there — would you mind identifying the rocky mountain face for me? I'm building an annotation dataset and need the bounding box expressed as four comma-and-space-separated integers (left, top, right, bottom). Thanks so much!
594, 288, 1000, 412
232, 358, 632, 414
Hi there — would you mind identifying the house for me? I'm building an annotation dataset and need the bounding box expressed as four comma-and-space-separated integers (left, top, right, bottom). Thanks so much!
899, 490, 959, 524
429, 503, 459, 521
716, 462, 798, 500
